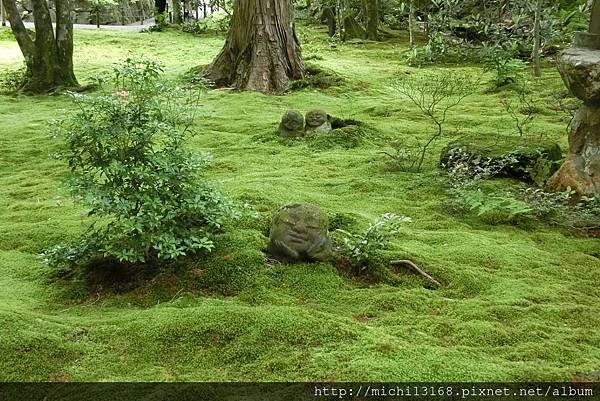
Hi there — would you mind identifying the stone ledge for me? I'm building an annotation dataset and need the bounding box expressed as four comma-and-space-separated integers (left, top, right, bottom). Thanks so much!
558, 47, 600, 103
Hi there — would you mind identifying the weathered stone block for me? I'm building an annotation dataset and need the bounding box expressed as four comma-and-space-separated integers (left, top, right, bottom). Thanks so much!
557, 47, 600, 103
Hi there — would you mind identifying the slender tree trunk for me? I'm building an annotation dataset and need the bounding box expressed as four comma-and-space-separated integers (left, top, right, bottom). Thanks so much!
336, 0, 342, 39
172, 0, 182, 23
202, 0, 305, 94
408, 0, 415, 48
365, 0, 378, 40
532, 0, 542, 77
360, 0, 367, 25
2, 0, 79, 93
591, 0, 600, 34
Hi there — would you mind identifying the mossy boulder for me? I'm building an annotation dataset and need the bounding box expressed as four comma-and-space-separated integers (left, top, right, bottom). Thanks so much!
440, 138, 563, 185
268, 203, 332, 262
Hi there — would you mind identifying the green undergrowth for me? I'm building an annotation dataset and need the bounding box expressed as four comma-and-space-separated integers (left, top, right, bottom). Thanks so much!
0, 25, 599, 382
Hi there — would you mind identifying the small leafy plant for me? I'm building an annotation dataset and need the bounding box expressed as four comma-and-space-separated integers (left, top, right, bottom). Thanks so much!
443, 147, 532, 224
0, 64, 27, 92
379, 138, 422, 172
480, 42, 526, 89
44, 57, 236, 271
336, 213, 411, 273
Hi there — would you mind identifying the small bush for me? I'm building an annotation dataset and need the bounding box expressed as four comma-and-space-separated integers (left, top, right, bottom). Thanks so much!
44, 57, 237, 272
0, 64, 27, 92
480, 42, 527, 89
521, 188, 600, 230
335, 213, 411, 274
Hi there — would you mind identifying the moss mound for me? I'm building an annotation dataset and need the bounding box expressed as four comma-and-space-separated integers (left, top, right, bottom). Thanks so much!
288, 63, 345, 91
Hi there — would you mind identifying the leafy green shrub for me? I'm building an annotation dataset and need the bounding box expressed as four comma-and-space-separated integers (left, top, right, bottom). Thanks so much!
480, 42, 527, 89
335, 213, 411, 274
442, 146, 520, 184
0, 64, 27, 92
444, 148, 599, 228
44, 58, 236, 270
521, 188, 600, 230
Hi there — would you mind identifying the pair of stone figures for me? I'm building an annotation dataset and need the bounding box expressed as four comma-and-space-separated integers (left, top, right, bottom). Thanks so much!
278, 109, 333, 138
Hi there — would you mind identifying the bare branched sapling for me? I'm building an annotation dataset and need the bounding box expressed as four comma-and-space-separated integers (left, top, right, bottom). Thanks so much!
393, 72, 475, 172
500, 85, 537, 137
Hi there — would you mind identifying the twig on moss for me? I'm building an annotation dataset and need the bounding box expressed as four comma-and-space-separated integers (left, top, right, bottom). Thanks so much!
390, 259, 442, 288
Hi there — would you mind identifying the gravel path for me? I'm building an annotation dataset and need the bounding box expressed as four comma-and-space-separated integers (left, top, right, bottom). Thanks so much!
5, 19, 155, 32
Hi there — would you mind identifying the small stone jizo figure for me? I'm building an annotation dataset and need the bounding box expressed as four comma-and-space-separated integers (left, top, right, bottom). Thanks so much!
268, 203, 332, 262
305, 109, 332, 135
278, 110, 305, 138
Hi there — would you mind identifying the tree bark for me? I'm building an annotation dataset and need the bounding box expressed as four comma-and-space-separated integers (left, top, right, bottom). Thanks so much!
202, 0, 305, 94
365, 0, 378, 41
408, 0, 415, 48
2, 0, 79, 93
532, 0, 542, 77
590, 0, 600, 34
320, 6, 336, 37
172, 0, 183, 23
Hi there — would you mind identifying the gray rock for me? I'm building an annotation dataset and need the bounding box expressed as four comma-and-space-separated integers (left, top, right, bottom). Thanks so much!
278, 110, 305, 138
558, 47, 600, 103
268, 203, 332, 262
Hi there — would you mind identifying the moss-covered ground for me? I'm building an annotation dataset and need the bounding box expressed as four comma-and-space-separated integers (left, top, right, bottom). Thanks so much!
0, 25, 599, 382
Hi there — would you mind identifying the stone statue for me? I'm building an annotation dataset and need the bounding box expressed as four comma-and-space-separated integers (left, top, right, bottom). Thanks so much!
547, 0, 600, 196
305, 109, 332, 135
268, 203, 332, 262
278, 110, 305, 138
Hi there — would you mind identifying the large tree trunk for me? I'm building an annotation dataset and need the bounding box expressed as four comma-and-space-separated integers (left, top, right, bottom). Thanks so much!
203, 0, 305, 94
365, 0, 378, 41
2, 0, 78, 93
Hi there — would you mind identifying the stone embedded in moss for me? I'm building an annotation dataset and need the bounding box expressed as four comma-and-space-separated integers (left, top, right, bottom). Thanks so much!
440, 139, 562, 183
278, 110, 305, 138
268, 203, 332, 262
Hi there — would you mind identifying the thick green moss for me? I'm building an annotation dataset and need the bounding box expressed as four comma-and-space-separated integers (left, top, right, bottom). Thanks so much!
0, 26, 599, 382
